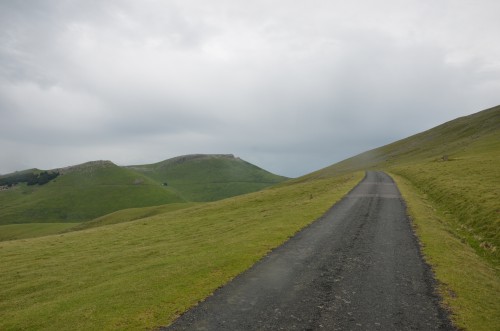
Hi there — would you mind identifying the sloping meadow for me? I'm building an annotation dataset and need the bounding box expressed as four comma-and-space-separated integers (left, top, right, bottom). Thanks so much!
0, 172, 363, 330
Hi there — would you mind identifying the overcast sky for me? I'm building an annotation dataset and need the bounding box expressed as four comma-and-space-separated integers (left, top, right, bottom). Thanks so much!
1, 0, 499, 177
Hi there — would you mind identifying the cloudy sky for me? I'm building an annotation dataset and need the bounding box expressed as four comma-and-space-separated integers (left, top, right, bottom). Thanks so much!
1, 0, 499, 177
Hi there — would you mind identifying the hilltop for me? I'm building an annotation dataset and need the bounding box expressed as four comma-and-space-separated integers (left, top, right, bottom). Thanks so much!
128, 154, 288, 201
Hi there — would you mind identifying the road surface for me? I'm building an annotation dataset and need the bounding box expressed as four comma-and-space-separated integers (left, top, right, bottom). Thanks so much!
162, 171, 453, 330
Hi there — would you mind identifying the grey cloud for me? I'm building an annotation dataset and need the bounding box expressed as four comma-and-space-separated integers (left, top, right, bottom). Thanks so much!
0, 1, 499, 177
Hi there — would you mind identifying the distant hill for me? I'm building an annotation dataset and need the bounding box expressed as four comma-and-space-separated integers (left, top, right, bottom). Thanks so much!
0, 155, 287, 226
0, 161, 183, 225
127, 154, 288, 201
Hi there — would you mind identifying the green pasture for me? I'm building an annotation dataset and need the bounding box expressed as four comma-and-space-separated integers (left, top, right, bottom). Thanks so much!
0, 173, 363, 330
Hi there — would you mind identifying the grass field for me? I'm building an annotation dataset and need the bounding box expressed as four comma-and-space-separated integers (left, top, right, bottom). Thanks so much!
0, 172, 363, 330
0, 203, 202, 241
0, 223, 79, 241
70, 202, 199, 231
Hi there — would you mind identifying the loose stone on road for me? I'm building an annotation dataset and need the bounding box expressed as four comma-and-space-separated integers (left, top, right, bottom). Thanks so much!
162, 171, 454, 330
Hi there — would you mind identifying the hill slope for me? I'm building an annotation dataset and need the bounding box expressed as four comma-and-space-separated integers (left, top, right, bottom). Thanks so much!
311, 105, 499, 264
0, 161, 184, 225
0, 155, 287, 227
310, 105, 499, 176
127, 154, 288, 201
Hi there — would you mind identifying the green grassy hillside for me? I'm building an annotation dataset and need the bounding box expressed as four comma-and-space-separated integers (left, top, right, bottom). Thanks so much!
0, 155, 287, 241
310, 105, 499, 176
0, 171, 363, 330
127, 154, 288, 201
69, 202, 199, 232
0, 223, 79, 241
311, 105, 499, 263
0, 161, 184, 226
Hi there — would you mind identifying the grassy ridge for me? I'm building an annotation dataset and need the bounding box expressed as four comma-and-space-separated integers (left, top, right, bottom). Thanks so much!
129, 154, 288, 201
311, 105, 499, 176
0, 172, 363, 330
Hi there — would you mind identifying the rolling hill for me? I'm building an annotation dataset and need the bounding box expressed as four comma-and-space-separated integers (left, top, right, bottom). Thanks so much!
0, 155, 287, 231
127, 154, 288, 201
0, 161, 184, 226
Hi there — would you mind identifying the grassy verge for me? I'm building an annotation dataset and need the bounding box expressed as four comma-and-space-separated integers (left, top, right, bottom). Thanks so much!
0, 172, 363, 330
391, 173, 500, 331
389, 149, 499, 265
0, 223, 79, 241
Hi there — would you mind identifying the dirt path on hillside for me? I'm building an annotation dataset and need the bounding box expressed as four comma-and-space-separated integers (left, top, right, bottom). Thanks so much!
161, 171, 454, 330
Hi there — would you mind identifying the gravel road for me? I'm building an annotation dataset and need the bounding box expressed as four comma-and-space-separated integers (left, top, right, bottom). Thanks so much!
161, 171, 454, 330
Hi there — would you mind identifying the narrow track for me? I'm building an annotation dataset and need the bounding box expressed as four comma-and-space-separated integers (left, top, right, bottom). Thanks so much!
162, 171, 453, 330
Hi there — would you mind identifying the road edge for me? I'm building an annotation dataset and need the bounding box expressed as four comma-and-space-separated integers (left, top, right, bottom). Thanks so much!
390, 172, 500, 330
